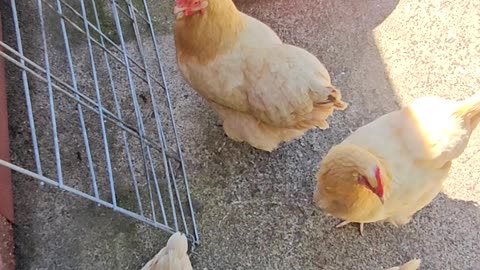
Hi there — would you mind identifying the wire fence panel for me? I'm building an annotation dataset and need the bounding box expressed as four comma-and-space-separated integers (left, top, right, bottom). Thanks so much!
0, 0, 199, 246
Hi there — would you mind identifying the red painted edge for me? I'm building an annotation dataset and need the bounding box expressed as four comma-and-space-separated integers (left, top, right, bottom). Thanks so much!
0, 8, 16, 270
0, 215, 15, 270
0, 9, 14, 223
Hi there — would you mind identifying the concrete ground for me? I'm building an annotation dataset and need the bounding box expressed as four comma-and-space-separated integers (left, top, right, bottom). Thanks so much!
2, 0, 480, 269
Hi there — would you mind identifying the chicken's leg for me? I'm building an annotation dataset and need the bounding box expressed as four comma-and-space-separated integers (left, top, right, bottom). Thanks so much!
335, 220, 365, 236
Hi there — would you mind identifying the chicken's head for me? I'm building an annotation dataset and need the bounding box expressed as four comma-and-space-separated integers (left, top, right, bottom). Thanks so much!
174, 0, 209, 19
313, 144, 388, 220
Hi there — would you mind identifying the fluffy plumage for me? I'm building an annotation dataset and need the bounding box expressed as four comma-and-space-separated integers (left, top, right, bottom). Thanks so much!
174, 0, 347, 151
314, 93, 480, 234
141, 232, 192, 270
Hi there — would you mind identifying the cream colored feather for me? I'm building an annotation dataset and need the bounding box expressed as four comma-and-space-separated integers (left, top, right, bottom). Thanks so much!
385, 259, 421, 270
140, 232, 192, 270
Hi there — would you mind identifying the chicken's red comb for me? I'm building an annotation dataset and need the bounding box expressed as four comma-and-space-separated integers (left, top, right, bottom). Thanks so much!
176, 0, 204, 16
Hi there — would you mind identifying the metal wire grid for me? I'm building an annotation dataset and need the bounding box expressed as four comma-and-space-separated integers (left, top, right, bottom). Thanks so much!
0, 0, 199, 246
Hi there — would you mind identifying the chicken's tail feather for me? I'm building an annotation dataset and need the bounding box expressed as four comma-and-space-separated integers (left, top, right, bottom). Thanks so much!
455, 92, 480, 128
327, 87, 348, 110
312, 87, 347, 108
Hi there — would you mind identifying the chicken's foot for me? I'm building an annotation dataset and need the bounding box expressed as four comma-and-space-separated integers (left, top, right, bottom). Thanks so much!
335, 220, 365, 236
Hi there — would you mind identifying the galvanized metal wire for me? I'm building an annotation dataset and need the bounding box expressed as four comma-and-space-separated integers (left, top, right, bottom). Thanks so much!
0, 0, 199, 246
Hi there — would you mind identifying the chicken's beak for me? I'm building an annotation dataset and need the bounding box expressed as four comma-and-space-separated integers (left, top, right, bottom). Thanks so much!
174, 6, 185, 19
378, 195, 385, 204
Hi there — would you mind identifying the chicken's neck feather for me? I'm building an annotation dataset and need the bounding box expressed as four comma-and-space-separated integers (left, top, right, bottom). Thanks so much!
174, 0, 244, 64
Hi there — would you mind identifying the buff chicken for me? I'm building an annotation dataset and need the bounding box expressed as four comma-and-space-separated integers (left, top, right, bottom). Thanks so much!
173, 0, 347, 151
314, 93, 480, 235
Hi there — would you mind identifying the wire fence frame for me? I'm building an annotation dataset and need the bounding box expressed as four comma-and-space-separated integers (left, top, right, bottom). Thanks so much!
0, 0, 199, 247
